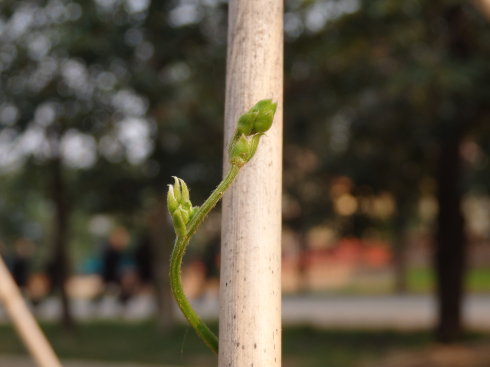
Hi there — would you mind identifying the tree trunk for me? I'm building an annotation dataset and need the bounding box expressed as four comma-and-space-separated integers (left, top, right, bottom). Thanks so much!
148, 201, 175, 331
392, 232, 408, 294
50, 155, 74, 330
219, 0, 283, 365
392, 198, 410, 294
297, 230, 310, 293
434, 137, 466, 343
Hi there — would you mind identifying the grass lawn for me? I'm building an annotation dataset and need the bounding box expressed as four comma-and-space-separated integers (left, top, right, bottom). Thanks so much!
408, 267, 490, 293
307, 267, 490, 295
0, 322, 488, 367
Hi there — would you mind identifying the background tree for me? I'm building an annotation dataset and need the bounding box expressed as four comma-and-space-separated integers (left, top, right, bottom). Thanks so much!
284, 0, 490, 342
1, 0, 490, 345
0, 0, 229, 329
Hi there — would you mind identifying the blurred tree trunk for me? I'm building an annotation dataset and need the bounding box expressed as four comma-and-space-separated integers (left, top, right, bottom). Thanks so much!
433, 3, 474, 343
50, 154, 74, 330
148, 201, 175, 330
434, 136, 466, 343
297, 230, 310, 292
392, 198, 410, 294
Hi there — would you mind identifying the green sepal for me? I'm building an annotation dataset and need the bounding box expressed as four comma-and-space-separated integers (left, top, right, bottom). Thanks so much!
172, 210, 187, 237
229, 134, 251, 167
178, 177, 190, 203
248, 134, 262, 158
167, 185, 179, 213
189, 206, 199, 222
172, 176, 182, 202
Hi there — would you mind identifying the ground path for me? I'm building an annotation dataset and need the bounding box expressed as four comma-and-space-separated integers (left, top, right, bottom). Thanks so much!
0, 355, 173, 367
1, 294, 489, 330
1, 295, 489, 366
279, 294, 490, 330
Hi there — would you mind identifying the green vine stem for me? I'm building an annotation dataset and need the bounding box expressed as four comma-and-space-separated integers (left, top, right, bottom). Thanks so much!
169, 166, 239, 353
167, 99, 277, 354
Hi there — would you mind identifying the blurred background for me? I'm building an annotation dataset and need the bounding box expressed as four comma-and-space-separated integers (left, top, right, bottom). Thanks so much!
1, 0, 490, 366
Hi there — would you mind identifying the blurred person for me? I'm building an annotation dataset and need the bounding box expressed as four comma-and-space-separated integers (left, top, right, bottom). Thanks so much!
27, 272, 50, 306
10, 238, 34, 290
134, 234, 154, 290
99, 227, 134, 303
3, 238, 47, 306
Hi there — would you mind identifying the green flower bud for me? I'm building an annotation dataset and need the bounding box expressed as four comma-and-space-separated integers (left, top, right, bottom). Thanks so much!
229, 134, 252, 167
166, 176, 195, 236
237, 112, 255, 136
250, 99, 277, 133
235, 99, 277, 137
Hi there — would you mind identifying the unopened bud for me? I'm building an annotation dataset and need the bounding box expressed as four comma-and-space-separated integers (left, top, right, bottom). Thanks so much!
251, 99, 277, 133
166, 176, 195, 236
237, 112, 255, 136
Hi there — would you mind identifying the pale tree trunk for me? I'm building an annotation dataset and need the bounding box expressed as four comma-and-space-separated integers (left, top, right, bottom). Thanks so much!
220, 0, 283, 366
0, 257, 62, 367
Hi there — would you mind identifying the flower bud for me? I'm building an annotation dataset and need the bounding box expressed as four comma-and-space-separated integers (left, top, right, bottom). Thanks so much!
250, 99, 277, 134
236, 112, 255, 136
166, 176, 194, 236
236, 99, 277, 137
228, 99, 277, 167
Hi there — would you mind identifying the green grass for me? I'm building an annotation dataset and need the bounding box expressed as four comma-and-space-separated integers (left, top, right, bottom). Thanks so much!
282, 327, 431, 367
408, 267, 490, 293
297, 267, 490, 296
0, 321, 216, 366
1, 322, 487, 367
